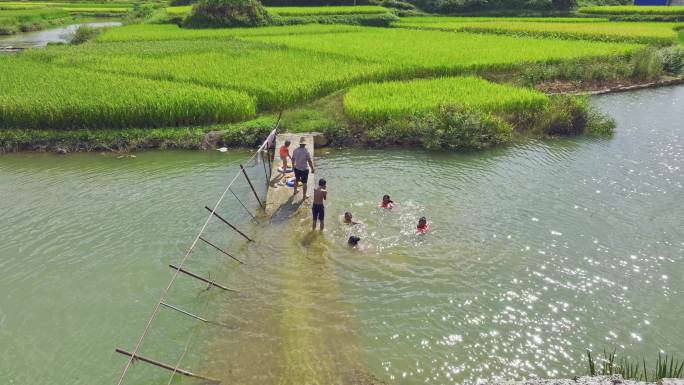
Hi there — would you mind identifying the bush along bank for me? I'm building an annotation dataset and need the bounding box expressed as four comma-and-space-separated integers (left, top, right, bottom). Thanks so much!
340, 77, 614, 150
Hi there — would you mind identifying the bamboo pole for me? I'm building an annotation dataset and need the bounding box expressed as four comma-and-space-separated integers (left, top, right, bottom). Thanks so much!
115, 348, 220, 384
168, 264, 237, 292
204, 206, 253, 242
161, 301, 208, 323
199, 236, 245, 265
240, 164, 264, 209
229, 187, 256, 220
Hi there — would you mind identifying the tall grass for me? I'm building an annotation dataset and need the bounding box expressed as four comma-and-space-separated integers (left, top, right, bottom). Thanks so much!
580, 6, 684, 16
343, 76, 549, 123
95, 23, 363, 43
587, 350, 684, 381
0, 58, 256, 130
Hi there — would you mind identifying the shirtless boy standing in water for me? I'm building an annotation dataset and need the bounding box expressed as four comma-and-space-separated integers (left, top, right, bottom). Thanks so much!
312, 178, 327, 231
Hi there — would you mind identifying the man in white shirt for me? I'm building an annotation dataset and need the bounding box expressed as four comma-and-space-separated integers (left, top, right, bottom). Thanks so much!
291, 137, 315, 200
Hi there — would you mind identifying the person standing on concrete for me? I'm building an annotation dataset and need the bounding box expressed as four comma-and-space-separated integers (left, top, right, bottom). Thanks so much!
292, 136, 315, 200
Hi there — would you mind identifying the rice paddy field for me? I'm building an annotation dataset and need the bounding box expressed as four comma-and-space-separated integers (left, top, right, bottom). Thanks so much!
0, 58, 255, 129
0, 23, 641, 129
344, 77, 550, 123
0, 8, 68, 27
395, 17, 684, 45
0, 1, 132, 13
2, 6, 684, 144
579, 5, 684, 16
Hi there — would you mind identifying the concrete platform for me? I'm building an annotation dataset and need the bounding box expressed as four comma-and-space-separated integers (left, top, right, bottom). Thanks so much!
265, 133, 315, 222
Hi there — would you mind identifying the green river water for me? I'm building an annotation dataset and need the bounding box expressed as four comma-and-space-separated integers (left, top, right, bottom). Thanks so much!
1, 86, 682, 385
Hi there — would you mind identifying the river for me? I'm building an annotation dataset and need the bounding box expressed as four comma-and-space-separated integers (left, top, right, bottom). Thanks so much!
0, 85, 682, 385
0, 21, 121, 50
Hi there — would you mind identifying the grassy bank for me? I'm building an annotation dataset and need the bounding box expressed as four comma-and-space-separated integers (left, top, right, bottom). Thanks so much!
0, 8, 72, 34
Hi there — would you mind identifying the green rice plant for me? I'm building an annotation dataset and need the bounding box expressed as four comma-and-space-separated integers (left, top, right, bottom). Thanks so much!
26, 38, 385, 110
0, 3, 52, 10
343, 76, 550, 123
394, 16, 610, 27
0, 58, 256, 130
3, 24, 641, 130
165, 5, 191, 15
64, 7, 131, 13
0, 8, 70, 33
95, 23, 363, 42
460, 21, 682, 45
580, 5, 684, 16
0, 8, 69, 25
267, 5, 389, 16
246, 27, 641, 73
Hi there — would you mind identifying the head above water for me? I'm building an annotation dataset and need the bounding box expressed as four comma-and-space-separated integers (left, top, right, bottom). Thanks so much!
318, 178, 326, 187
418, 217, 427, 226
284, 140, 291, 147
382, 195, 393, 204
299, 137, 306, 146
344, 212, 352, 221
348, 236, 360, 246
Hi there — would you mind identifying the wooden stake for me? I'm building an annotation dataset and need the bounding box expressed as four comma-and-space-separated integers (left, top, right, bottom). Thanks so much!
229, 188, 256, 220
260, 150, 269, 183
199, 236, 245, 264
240, 164, 264, 209
168, 264, 237, 292
205, 206, 253, 242
161, 301, 208, 323
115, 348, 220, 384
161, 302, 234, 329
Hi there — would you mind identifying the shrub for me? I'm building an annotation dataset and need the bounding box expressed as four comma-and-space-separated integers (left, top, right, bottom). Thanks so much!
658, 46, 684, 75
411, 106, 513, 150
130, 4, 156, 19
512, 95, 612, 136
630, 46, 662, 81
70, 25, 99, 45
184, 0, 272, 28
533, 96, 591, 136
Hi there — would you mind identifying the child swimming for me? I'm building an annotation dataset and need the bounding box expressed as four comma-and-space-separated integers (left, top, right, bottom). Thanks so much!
343, 212, 362, 225
379, 195, 395, 209
348, 236, 361, 247
312, 178, 327, 231
417, 217, 429, 234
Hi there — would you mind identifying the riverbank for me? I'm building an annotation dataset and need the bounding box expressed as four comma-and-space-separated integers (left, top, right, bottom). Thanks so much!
2, 77, 682, 154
